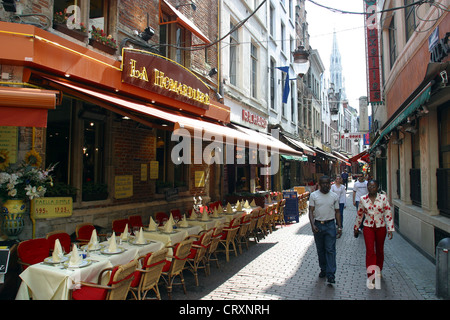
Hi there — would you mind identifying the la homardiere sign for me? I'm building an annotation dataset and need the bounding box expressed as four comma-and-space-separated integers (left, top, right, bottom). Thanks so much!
122, 50, 210, 109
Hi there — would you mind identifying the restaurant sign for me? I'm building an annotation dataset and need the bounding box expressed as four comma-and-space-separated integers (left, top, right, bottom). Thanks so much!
364, 0, 382, 104
122, 50, 210, 110
30, 197, 73, 219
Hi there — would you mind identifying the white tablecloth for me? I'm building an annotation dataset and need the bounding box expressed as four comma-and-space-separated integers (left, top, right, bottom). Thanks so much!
16, 240, 164, 300
143, 224, 202, 246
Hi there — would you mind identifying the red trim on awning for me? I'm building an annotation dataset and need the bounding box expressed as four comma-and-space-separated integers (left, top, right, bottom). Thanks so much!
159, 0, 211, 44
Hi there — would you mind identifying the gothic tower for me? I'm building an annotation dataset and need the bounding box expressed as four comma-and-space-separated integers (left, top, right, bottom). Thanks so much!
329, 31, 346, 100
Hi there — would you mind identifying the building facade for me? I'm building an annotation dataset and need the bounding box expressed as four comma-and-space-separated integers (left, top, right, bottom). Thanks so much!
371, 0, 449, 260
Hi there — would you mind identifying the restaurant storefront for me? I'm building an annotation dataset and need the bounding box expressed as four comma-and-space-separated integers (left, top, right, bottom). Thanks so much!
0, 21, 304, 240
0, 21, 228, 239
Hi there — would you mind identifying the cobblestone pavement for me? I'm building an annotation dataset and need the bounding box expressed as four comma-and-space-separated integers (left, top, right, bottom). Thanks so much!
164, 182, 440, 301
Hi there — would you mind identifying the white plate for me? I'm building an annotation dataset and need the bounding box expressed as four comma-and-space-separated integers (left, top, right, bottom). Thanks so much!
100, 247, 126, 255
64, 259, 92, 269
81, 244, 103, 251
44, 256, 69, 264
160, 230, 178, 234
129, 239, 151, 245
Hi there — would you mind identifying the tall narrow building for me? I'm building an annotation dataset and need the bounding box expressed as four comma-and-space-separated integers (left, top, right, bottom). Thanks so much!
329, 31, 346, 100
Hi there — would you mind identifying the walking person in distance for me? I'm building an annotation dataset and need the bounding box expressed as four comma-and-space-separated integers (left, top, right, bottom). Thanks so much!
309, 175, 342, 284
353, 180, 394, 283
353, 174, 368, 232
331, 176, 346, 238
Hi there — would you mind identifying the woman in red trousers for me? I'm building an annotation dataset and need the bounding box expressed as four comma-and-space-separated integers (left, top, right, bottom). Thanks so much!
354, 180, 394, 282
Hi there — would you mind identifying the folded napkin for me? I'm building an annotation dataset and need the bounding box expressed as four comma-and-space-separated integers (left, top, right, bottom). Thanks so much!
236, 200, 240, 208
250, 199, 256, 207
108, 232, 118, 253
212, 207, 220, 218
168, 213, 175, 225
189, 209, 197, 220
136, 227, 146, 244
201, 209, 209, 221
163, 219, 173, 233
87, 229, 99, 250
218, 204, 223, 214
148, 217, 158, 231
69, 244, 82, 267
236, 202, 243, 211
178, 215, 189, 227
52, 239, 63, 262
121, 224, 129, 241
226, 203, 232, 213
244, 200, 251, 209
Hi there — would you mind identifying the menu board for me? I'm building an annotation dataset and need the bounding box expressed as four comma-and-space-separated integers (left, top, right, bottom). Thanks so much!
31, 197, 73, 219
114, 175, 133, 199
0, 126, 18, 164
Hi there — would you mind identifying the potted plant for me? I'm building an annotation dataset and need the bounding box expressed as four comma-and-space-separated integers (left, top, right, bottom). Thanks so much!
45, 182, 78, 202
53, 9, 87, 42
89, 26, 117, 54
82, 182, 108, 201
0, 160, 56, 239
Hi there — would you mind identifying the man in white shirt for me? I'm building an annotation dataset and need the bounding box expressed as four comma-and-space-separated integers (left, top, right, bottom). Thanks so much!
309, 175, 342, 284
353, 175, 368, 231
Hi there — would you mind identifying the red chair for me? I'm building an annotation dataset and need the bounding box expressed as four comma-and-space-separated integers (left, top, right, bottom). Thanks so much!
71, 260, 138, 300
46, 231, 72, 254
186, 229, 213, 286
199, 206, 209, 214
155, 212, 168, 226
112, 219, 129, 235
17, 238, 50, 270
169, 209, 182, 222
160, 239, 192, 299
129, 215, 143, 229
75, 223, 95, 244
129, 248, 168, 300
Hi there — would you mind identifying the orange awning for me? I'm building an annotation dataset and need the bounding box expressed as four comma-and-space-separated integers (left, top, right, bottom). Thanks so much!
159, 0, 211, 44
47, 78, 302, 156
349, 150, 370, 163
0, 87, 59, 127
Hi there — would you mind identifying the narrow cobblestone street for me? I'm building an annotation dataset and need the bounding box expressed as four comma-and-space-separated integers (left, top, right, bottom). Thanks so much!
166, 181, 439, 301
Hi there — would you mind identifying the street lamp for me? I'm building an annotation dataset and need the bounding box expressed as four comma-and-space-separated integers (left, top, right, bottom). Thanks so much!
292, 45, 310, 78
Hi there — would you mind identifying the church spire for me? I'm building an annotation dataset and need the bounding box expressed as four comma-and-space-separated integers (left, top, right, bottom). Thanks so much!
329, 31, 346, 100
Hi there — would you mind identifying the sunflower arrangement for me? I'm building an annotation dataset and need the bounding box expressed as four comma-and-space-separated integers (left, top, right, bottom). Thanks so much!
24, 149, 42, 167
0, 162, 56, 201
0, 149, 10, 171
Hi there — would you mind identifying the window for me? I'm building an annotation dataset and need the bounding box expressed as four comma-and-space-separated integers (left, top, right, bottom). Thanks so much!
230, 22, 238, 86
159, 14, 191, 65
269, 5, 275, 37
388, 17, 397, 69
270, 59, 275, 109
45, 97, 73, 185
404, 0, 416, 42
81, 103, 107, 201
250, 42, 258, 98
281, 23, 285, 52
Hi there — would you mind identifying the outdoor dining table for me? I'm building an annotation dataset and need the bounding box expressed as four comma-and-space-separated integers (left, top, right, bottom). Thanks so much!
142, 224, 203, 246
15, 239, 164, 300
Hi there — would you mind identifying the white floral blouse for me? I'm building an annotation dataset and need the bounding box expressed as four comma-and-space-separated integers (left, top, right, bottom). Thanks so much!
354, 193, 395, 232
